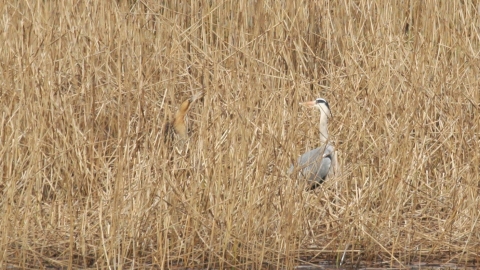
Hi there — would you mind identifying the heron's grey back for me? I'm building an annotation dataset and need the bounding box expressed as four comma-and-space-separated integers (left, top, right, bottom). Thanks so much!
289, 145, 333, 184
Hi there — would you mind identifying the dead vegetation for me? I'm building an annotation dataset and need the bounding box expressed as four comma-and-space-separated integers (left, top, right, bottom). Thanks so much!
1, 0, 479, 269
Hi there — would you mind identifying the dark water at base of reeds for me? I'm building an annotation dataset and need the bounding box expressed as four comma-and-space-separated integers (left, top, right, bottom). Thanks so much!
296, 261, 476, 270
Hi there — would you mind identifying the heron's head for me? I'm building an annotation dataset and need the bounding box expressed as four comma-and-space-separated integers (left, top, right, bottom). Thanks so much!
300, 98, 332, 118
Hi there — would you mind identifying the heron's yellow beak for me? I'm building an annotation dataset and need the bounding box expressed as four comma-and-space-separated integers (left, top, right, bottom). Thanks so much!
299, 100, 316, 108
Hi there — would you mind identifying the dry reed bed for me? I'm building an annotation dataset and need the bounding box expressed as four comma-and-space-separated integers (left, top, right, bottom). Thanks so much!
1, 0, 479, 269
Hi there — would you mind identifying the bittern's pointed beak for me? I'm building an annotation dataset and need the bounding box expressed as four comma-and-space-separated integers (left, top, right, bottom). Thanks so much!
299, 100, 316, 108
189, 91, 204, 102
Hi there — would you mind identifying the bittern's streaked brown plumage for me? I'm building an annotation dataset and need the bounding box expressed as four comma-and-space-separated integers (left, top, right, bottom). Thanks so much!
165, 92, 203, 140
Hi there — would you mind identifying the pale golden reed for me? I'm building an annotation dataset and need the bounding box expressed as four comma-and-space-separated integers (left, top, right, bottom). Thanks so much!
1, 1, 479, 269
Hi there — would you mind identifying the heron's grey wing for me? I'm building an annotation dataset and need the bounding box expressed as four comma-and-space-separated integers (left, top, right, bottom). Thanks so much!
322, 144, 338, 177
289, 145, 335, 184
297, 147, 330, 183
317, 155, 332, 181
322, 144, 333, 156
289, 147, 320, 175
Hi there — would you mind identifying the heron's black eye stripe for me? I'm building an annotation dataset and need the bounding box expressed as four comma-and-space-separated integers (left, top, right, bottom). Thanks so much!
316, 98, 330, 110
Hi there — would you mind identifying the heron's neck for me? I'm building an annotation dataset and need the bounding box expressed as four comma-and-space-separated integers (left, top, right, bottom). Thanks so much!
319, 112, 329, 145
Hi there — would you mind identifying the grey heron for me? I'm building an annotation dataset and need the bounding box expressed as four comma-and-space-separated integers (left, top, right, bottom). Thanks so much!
289, 98, 338, 187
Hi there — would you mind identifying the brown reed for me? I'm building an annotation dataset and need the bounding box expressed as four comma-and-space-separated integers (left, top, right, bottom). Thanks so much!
1, 1, 479, 269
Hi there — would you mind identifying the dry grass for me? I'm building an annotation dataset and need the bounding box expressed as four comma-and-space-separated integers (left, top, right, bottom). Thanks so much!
1, 0, 479, 269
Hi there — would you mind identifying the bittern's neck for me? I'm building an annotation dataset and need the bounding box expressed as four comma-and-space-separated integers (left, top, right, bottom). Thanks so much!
319, 112, 329, 145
